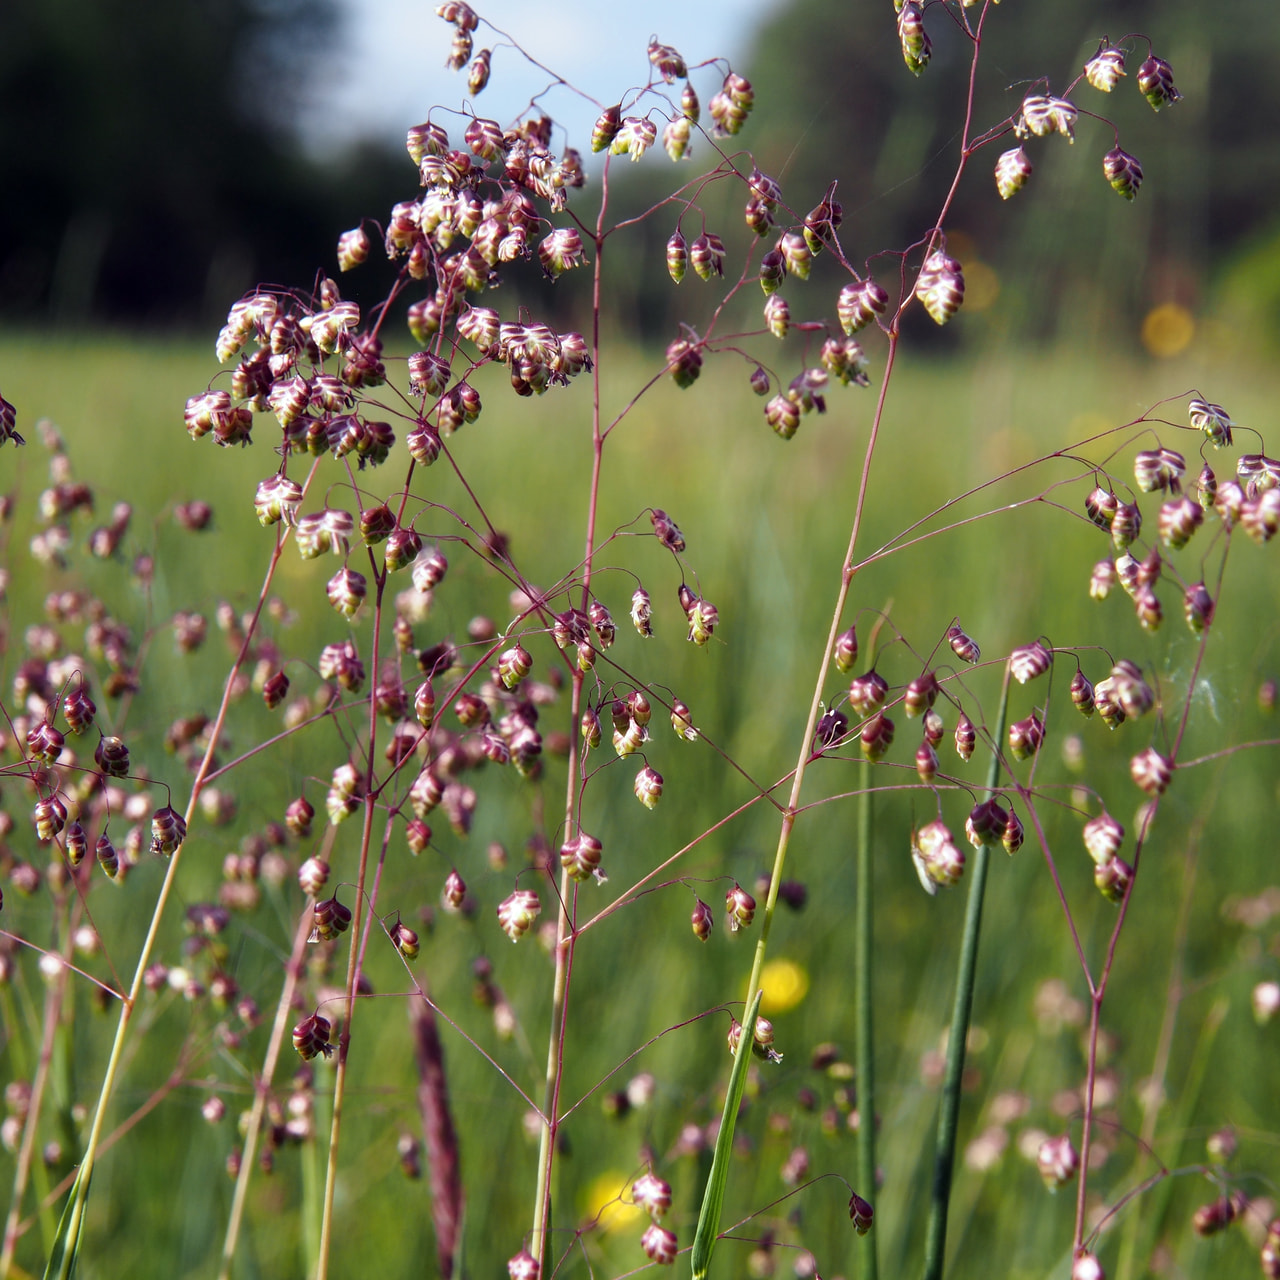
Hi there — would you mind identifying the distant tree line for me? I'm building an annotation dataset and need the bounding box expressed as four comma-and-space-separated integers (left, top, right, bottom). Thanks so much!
0, 0, 405, 326
2, 0, 1276, 341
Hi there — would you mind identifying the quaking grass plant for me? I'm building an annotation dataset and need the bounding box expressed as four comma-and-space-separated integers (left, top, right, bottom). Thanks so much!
1, 4, 1279, 1279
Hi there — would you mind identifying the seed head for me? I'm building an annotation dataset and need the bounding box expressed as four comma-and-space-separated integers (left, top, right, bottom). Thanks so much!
298, 857, 329, 896
665, 230, 688, 283
1089, 558, 1117, 601
440, 869, 466, 912
709, 72, 753, 135
1194, 463, 1217, 511
625, 587, 653, 638
1010, 640, 1053, 684
258, 669, 288, 710
763, 294, 790, 340
312, 895, 352, 942
538, 227, 587, 277
1085, 485, 1119, 529
151, 806, 187, 855
1130, 747, 1173, 796
803, 185, 842, 254
611, 117, 657, 162
1002, 806, 1024, 855
915, 739, 938, 782
399, 816, 430, 856
688, 599, 719, 646
820, 336, 870, 388
915, 252, 964, 325
966, 798, 1009, 848
1110, 501, 1142, 551
1037, 1134, 1080, 1191
1009, 714, 1045, 761
285, 796, 314, 837
850, 670, 889, 717
1242, 489, 1280, 544
691, 898, 714, 940
1085, 43, 1126, 92
947, 623, 980, 664
326, 567, 367, 620
1071, 1250, 1104, 1280
412, 547, 448, 592
671, 698, 697, 740
1110, 659, 1154, 718
995, 147, 1033, 200
650, 508, 685, 553
63, 684, 96, 734
815, 709, 848, 751
634, 765, 664, 810
576, 706, 600, 751
496, 1249, 542, 1280
1092, 677, 1125, 730
913, 820, 964, 891
647, 39, 687, 83
1253, 981, 1280, 1025
632, 1171, 673, 1220
497, 644, 532, 690
833, 625, 859, 674
95, 832, 119, 879
897, 1, 931, 74
849, 1192, 874, 1235
954, 712, 976, 761
904, 670, 940, 717
1198, 1190, 1249, 1237
465, 46, 490, 93
1214, 479, 1244, 528
26, 721, 64, 764
560, 831, 603, 882
1183, 582, 1214, 633
1188, 398, 1233, 447
1019, 94, 1078, 141
690, 233, 726, 281
860, 711, 895, 762
1103, 148, 1143, 199
293, 1013, 333, 1062
726, 884, 756, 931
778, 231, 813, 280
497, 888, 541, 940
640, 1224, 678, 1266
765, 393, 801, 439
1137, 55, 1181, 110
1136, 447, 1186, 494
663, 116, 691, 162
666, 337, 703, 388
837, 278, 889, 334
1094, 856, 1133, 904
1083, 812, 1124, 865
391, 921, 421, 960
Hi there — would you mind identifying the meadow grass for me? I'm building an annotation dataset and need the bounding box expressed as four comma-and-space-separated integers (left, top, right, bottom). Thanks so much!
1, 331, 1276, 1279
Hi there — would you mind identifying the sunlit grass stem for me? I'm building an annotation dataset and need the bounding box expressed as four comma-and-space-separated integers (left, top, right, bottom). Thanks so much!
920, 670, 1010, 1280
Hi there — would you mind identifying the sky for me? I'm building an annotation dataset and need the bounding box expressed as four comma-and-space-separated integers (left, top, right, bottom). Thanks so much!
301, 0, 780, 156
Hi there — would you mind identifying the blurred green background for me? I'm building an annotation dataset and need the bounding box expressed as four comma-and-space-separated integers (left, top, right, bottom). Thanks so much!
1, 3, 1279, 1280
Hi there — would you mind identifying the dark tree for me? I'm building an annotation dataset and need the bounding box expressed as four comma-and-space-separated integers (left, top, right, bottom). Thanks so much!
0, 0, 403, 324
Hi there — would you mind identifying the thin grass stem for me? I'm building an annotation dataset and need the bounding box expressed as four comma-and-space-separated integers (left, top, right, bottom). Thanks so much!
920, 669, 1010, 1280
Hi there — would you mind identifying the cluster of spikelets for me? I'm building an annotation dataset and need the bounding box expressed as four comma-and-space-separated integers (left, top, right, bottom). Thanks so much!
651, 17, 1191, 447
807, 390, 1279, 910
995, 39, 1180, 206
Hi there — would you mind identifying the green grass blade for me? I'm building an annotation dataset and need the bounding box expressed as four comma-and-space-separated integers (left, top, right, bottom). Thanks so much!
42, 1167, 90, 1280
921, 672, 1010, 1280
690, 987, 763, 1280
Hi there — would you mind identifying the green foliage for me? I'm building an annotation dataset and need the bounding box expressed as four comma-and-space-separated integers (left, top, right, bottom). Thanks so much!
0, 333, 1276, 1278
